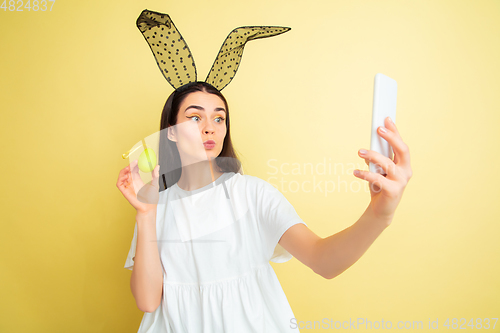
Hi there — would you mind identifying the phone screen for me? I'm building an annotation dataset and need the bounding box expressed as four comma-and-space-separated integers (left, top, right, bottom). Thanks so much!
369, 73, 398, 175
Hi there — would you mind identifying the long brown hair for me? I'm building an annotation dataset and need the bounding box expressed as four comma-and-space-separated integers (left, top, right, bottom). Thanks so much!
158, 81, 242, 191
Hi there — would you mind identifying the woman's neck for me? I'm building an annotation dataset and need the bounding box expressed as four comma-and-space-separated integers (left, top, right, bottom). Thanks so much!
176, 160, 224, 191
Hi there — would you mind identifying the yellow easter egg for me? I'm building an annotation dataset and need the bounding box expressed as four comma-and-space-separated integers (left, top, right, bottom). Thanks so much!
138, 148, 157, 173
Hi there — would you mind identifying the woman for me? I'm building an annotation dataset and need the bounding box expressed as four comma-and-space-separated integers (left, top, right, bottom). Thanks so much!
116, 81, 412, 332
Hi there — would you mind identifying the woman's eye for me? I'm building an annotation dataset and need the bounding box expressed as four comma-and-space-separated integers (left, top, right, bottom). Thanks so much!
187, 115, 224, 123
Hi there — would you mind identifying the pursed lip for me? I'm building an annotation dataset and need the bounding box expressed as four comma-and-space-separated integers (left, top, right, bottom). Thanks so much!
203, 140, 216, 145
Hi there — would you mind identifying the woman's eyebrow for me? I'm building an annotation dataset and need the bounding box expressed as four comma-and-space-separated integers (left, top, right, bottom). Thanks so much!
184, 105, 226, 114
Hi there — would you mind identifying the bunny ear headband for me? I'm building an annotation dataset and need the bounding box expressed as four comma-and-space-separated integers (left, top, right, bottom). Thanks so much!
121, 10, 289, 184
136, 9, 291, 91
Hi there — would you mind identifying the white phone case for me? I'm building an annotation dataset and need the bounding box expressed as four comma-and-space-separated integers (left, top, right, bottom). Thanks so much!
370, 73, 397, 175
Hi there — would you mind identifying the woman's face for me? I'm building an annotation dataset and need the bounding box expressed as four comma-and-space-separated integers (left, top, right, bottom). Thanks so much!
170, 91, 227, 163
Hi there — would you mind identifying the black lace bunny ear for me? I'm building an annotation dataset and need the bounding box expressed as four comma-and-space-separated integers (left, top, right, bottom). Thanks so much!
136, 10, 290, 91
205, 26, 291, 91
136, 10, 197, 89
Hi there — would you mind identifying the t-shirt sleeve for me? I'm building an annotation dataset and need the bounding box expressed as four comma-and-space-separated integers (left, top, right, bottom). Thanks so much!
256, 179, 307, 263
124, 222, 138, 271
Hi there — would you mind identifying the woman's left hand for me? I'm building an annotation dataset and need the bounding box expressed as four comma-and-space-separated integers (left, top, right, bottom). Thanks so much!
354, 116, 413, 222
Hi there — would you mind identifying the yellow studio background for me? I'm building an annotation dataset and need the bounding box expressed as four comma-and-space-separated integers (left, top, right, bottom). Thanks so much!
1, 0, 499, 332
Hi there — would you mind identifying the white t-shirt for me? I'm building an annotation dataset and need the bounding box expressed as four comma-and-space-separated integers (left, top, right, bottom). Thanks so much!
125, 172, 307, 332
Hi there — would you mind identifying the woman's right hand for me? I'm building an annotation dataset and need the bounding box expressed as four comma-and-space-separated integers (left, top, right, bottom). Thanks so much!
116, 159, 160, 215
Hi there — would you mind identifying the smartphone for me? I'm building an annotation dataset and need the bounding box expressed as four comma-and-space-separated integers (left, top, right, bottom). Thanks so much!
370, 73, 397, 175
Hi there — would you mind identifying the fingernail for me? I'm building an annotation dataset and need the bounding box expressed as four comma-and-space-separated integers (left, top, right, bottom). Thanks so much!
387, 117, 392, 123
354, 170, 360, 176
379, 127, 387, 133
359, 149, 367, 155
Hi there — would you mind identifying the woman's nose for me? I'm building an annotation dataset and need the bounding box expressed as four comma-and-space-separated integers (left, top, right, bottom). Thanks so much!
202, 122, 215, 134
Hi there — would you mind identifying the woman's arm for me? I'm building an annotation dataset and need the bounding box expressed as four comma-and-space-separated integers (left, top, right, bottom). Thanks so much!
279, 117, 412, 279
130, 211, 164, 312
279, 204, 390, 279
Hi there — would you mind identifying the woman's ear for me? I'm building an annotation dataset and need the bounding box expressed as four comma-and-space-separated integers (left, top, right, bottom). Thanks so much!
167, 126, 177, 142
